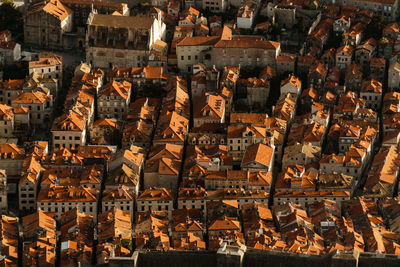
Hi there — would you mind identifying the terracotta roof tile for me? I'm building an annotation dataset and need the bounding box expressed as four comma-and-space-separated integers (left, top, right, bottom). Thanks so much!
242, 143, 273, 167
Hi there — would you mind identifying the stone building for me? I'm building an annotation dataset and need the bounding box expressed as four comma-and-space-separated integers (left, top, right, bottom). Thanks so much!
24, 0, 73, 49
370, 58, 386, 82
89, 118, 121, 146
177, 27, 280, 72
86, 11, 166, 68
61, 0, 129, 29
342, 0, 399, 22
244, 78, 270, 110
97, 80, 132, 121
176, 36, 220, 73
24, 72, 59, 104
37, 186, 98, 221
24, 0, 129, 49
202, 0, 227, 12
209, 37, 280, 70
276, 55, 295, 75
137, 187, 174, 219
336, 45, 354, 70
19, 157, 42, 211
237, 0, 258, 29
274, 5, 296, 29
0, 31, 21, 65
388, 61, 400, 90
193, 93, 225, 128
29, 52, 63, 87
0, 104, 29, 138
360, 79, 382, 110
0, 79, 24, 105
11, 91, 53, 128
51, 111, 87, 150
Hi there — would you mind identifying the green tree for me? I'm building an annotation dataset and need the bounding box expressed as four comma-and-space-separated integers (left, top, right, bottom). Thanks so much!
364, 14, 385, 40
121, 239, 133, 251
144, 236, 158, 250
132, 2, 151, 15
270, 22, 281, 39
379, 36, 389, 47
0, 0, 23, 33
303, 3, 316, 10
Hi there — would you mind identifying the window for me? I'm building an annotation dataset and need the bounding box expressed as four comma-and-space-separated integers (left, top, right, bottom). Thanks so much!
181, 56, 184, 60
75, 136, 80, 140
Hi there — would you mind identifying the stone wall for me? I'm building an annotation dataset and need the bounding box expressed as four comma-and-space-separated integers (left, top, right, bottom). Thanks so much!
107, 249, 400, 267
